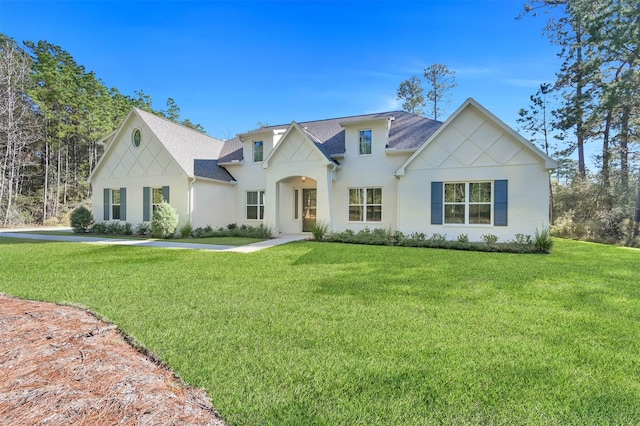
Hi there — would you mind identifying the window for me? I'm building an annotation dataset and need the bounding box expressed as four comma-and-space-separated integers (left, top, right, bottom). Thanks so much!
132, 129, 141, 148
246, 190, 265, 220
294, 188, 299, 220
111, 189, 121, 220
349, 188, 382, 222
103, 188, 126, 221
253, 141, 264, 162
143, 186, 168, 221
359, 129, 372, 155
444, 182, 492, 225
152, 187, 165, 214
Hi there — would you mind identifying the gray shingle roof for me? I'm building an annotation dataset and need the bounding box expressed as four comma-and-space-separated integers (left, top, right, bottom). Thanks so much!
193, 160, 236, 182
135, 108, 228, 178
218, 137, 243, 163
218, 111, 442, 161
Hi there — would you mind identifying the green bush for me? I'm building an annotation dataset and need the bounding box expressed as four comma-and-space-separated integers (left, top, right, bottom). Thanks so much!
179, 223, 193, 238
311, 221, 329, 241
106, 221, 124, 235
481, 234, 499, 245
135, 222, 151, 236
123, 222, 133, 235
190, 223, 271, 239
91, 222, 107, 234
534, 227, 553, 253
151, 203, 179, 239
323, 227, 544, 254
70, 206, 93, 233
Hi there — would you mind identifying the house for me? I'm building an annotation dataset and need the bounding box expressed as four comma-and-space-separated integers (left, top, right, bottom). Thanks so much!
88, 98, 556, 241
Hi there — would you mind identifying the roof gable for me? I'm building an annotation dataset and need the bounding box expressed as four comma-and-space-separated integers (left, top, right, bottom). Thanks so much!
90, 108, 229, 182
395, 98, 557, 176
262, 121, 335, 168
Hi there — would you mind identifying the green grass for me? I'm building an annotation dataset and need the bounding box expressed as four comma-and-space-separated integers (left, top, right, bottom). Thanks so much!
14, 230, 262, 246
1, 237, 639, 425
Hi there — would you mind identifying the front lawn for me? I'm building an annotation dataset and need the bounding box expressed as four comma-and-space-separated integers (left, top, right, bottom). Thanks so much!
1, 238, 639, 425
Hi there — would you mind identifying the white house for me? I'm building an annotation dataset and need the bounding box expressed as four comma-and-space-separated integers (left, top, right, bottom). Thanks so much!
88, 98, 556, 241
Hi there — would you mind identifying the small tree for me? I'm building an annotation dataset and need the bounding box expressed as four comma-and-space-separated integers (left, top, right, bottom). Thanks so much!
151, 202, 179, 239
70, 206, 93, 233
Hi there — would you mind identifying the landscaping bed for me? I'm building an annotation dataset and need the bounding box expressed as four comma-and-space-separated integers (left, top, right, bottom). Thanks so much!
0, 295, 224, 426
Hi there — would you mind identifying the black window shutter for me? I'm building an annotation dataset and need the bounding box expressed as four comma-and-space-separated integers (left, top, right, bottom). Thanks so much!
494, 180, 508, 226
103, 188, 110, 221
431, 182, 443, 225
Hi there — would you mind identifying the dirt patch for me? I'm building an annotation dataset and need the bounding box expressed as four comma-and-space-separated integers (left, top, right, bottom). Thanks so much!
0, 295, 225, 425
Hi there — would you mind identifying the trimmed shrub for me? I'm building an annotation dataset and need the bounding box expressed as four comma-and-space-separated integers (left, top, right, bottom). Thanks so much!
70, 206, 93, 233
106, 221, 124, 235
151, 203, 179, 239
123, 222, 134, 235
135, 222, 151, 236
179, 223, 193, 238
91, 222, 107, 234
481, 234, 499, 245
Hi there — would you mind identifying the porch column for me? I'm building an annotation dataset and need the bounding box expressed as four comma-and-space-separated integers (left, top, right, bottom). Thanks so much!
264, 173, 280, 234
316, 166, 333, 230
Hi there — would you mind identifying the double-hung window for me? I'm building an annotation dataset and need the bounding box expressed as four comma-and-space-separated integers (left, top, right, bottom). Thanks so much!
111, 189, 121, 220
349, 187, 382, 222
246, 190, 265, 220
253, 141, 264, 162
359, 130, 372, 155
143, 186, 169, 221
152, 187, 165, 214
103, 187, 126, 221
444, 182, 492, 225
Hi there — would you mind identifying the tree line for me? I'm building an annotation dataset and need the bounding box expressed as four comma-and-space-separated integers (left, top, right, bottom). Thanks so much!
520, 0, 639, 245
0, 34, 203, 226
395, 0, 639, 246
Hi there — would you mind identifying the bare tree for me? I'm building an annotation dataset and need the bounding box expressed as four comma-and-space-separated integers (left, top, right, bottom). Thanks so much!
0, 35, 41, 225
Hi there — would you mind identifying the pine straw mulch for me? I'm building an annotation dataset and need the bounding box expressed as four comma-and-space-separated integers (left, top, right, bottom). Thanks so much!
0, 295, 225, 425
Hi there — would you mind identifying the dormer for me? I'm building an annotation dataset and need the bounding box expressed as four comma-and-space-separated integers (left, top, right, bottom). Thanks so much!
339, 116, 393, 158
236, 128, 286, 166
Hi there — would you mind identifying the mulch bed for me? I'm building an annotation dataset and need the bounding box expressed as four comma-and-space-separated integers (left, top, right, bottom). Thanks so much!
0, 295, 225, 425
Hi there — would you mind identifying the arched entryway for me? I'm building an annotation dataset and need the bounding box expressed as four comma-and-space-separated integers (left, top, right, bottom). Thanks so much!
277, 175, 317, 233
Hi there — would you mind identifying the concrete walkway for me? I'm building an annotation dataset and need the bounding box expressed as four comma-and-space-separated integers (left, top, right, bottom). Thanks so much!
0, 228, 309, 253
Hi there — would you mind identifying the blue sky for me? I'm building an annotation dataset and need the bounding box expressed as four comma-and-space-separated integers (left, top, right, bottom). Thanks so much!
0, 0, 564, 141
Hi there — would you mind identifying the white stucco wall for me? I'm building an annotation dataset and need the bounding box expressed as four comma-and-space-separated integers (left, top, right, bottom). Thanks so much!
221, 131, 274, 228
329, 121, 409, 233
90, 115, 190, 227
191, 180, 237, 228
397, 105, 551, 241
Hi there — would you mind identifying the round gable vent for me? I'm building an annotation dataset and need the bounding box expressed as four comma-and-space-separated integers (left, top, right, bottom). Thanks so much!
132, 129, 141, 148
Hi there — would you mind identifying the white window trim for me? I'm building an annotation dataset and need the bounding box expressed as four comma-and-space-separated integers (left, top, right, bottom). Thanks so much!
111, 188, 121, 221
358, 129, 372, 156
151, 187, 164, 214
253, 140, 264, 163
246, 190, 265, 220
443, 181, 493, 226
348, 187, 382, 223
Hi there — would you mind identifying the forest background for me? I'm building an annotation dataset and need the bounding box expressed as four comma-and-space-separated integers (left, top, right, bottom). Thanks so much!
0, 0, 638, 246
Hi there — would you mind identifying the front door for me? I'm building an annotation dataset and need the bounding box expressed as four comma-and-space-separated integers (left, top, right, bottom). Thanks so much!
302, 188, 317, 232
